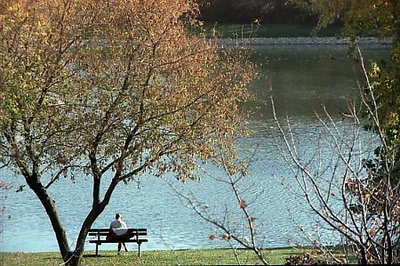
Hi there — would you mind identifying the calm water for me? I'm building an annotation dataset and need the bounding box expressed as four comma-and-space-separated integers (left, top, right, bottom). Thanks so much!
0, 46, 389, 252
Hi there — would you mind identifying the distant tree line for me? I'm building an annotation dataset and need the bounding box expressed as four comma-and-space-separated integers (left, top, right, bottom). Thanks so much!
197, 0, 319, 24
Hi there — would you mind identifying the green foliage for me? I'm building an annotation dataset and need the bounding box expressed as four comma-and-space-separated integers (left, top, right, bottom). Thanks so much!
198, 0, 317, 24
332, 2, 400, 192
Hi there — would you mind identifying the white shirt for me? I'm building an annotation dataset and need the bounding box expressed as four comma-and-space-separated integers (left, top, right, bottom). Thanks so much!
110, 219, 128, 235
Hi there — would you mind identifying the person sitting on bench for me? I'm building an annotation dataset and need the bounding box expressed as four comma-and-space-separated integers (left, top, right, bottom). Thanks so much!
107, 213, 131, 254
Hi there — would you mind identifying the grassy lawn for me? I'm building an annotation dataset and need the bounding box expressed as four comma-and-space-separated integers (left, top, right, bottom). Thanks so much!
1, 247, 320, 266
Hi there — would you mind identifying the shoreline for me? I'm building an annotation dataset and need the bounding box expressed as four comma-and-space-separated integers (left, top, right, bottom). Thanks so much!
217, 36, 393, 48
0, 245, 300, 254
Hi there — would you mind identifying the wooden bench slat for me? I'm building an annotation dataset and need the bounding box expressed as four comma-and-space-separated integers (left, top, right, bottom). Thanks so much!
88, 231, 148, 234
88, 228, 147, 232
89, 239, 149, 243
88, 232, 147, 237
89, 240, 142, 243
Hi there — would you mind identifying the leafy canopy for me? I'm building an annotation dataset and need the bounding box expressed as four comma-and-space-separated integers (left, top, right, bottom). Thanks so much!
0, 0, 255, 183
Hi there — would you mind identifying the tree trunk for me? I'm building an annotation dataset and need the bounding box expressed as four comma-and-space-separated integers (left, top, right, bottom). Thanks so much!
25, 175, 72, 262
69, 207, 106, 265
359, 246, 368, 265
67, 178, 120, 266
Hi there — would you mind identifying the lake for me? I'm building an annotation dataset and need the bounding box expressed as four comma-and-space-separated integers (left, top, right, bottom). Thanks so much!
0, 45, 389, 252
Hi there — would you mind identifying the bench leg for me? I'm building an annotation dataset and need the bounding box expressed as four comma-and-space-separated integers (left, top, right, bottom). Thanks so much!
138, 243, 141, 257
96, 244, 99, 257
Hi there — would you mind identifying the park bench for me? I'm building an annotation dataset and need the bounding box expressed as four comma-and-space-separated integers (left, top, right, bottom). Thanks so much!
88, 228, 148, 256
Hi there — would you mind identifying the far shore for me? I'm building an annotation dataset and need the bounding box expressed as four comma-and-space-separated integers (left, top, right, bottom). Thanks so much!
217, 36, 393, 48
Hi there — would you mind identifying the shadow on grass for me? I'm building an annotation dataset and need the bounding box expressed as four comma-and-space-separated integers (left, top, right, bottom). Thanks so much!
42, 257, 60, 260
41, 253, 117, 261
40, 254, 110, 259
83, 254, 115, 258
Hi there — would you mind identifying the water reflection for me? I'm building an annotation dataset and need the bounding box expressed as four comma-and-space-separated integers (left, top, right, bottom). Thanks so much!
248, 46, 388, 119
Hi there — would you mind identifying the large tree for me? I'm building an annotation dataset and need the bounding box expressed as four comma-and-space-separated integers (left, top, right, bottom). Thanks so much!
0, 0, 255, 265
